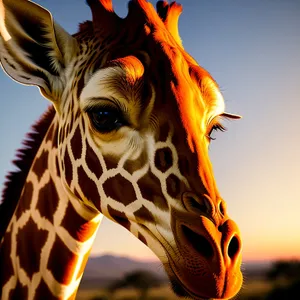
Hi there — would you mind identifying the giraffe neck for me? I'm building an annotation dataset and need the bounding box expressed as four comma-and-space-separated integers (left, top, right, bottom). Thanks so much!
0, 108, 101, 300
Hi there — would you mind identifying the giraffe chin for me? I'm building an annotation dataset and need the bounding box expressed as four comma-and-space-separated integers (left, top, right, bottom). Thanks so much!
164, 256, 243, 300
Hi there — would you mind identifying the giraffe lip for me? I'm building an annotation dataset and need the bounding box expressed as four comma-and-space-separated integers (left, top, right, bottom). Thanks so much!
165, 254, 213, 300
165, 250, 242, 300
164, 255, 212, 300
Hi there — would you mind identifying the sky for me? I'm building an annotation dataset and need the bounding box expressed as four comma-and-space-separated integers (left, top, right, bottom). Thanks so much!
0, 0, 299, 262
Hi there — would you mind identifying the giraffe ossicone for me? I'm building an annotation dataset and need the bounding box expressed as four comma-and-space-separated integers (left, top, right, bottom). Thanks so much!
0, 0, 243, 299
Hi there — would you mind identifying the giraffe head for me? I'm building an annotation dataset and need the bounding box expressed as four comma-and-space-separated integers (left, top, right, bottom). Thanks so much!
0, 0, 243, 298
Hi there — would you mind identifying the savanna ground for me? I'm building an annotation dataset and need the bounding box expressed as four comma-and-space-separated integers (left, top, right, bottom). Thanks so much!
76, 279, 273, 300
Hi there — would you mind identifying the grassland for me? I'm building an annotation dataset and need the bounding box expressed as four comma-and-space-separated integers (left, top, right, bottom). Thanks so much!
76, 278, 273, 300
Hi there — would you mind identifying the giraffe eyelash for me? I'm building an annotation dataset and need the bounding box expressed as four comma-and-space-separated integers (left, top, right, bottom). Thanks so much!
83, 97, 121, 113
206, 120, 227, 141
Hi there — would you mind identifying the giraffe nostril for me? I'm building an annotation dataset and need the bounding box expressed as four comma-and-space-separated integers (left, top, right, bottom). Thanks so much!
228, 236, 240, 259
218, 224, 223, 232
182, 225, 214, 258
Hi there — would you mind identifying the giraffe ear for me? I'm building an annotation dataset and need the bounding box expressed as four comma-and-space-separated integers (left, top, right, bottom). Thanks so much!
0, 0, 78, 102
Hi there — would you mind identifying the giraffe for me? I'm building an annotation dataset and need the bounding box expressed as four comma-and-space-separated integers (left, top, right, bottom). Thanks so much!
0, 0, 243, 299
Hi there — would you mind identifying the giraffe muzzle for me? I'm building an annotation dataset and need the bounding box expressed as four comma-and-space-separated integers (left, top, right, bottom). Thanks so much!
169, 207, 243, 299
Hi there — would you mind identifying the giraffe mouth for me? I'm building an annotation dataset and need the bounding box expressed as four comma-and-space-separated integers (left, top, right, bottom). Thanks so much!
164, 254, 213, 300
162, 243, 243, 300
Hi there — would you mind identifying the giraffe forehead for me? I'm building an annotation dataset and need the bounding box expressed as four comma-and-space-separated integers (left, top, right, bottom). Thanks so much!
80, 64, 144, 110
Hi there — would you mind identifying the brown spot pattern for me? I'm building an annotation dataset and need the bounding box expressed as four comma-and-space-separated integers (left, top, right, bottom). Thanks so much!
70, 126, 82, 160
107, 205, 131, 231
9, 280, 28, 299
74, 188, 82, 200
0, 232, 14, 286
76, 74, 85, 99
55, 155, 61, 177
134, 205, 155, 224
70, 114, 74, 132
137, 171, 168, 210
103, 174, 136, 206
36, 178, 59, 223
34, 279, 57, 299
16, 217, 48, 280
45, 123, 54, 142
47, 235, 79, 285
155, 147, 173, 173
59, 128, 64, 143
103, 155, 118, 170
61, 202, 99, 242
158, 122, 170, 142
77, 166, 100, 207
64, 149, 73, 186
15, 181, 33, 219
166, 174, 184, 198
51, 125, 58, 149
138, 232, 148, 246
123, 149, 148, 174
171, 131, 179, 145
85, 141, 103, 179
178, 154, 190, 177
32, 149, 48, 181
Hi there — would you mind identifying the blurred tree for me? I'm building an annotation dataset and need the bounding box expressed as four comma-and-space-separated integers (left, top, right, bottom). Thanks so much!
105, 270, 163, 300
265, 260, 300, 299
265, 280, 300, 299
106, 277, 127, 299
266, 260, 300, 282
122, 270, 163, 300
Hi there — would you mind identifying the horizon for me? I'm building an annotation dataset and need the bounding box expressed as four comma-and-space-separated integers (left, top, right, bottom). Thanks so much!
87, 252, 287, 267
0, 0, 299, 263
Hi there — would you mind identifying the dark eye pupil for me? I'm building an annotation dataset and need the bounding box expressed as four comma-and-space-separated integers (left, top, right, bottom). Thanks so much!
90, 109, 124, 133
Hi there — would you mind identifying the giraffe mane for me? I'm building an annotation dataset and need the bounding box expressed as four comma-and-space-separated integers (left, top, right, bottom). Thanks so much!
0, 106, 56, 240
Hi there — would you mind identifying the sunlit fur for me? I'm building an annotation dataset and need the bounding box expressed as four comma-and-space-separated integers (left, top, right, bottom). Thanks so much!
0, 1, 243, 299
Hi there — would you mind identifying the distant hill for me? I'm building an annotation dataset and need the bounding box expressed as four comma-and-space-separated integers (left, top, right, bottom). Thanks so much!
81, 254, 166, 287
80, 254, 272, 289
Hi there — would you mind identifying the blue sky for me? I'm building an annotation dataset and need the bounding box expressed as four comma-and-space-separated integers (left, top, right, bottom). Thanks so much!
0, 0, 299, 261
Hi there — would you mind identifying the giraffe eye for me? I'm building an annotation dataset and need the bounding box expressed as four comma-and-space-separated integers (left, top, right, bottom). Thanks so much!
88, 107, 126, 133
